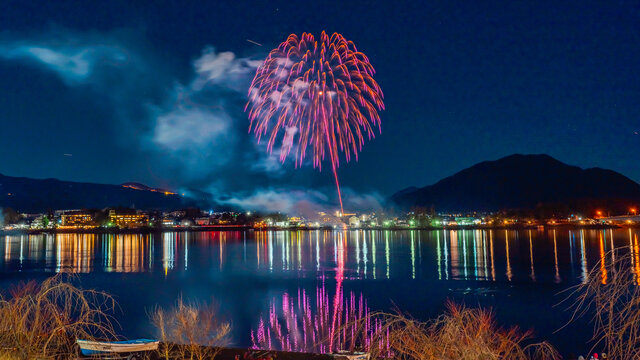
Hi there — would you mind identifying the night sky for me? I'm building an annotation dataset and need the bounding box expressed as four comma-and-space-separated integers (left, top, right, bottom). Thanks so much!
0, 0, 638, 211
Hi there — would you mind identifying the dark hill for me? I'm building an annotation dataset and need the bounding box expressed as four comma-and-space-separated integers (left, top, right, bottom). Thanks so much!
391, 154, 640, 213
0, 174, 200, 213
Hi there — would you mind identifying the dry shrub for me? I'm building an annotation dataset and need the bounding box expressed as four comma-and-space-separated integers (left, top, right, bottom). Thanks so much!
0, 274, 117, 359
150, 297, 231, 360
560, 246, 640, 358
359, 302, 559, 360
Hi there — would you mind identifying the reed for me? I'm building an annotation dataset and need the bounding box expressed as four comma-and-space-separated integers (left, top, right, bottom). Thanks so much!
560, 246, 640, 358
354, 302, 559, 360
150, 297, 231, 360
0, 274, 117, 359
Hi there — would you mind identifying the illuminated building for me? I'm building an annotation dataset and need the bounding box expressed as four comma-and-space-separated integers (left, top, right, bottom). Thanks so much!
179, 219, 193, 227
454, 217, 482, 226
318, 214, 343, 227
30, 215, 53, 229
253, 220, 267, 228
60, 213, 96, 228
195, 217, 211, 226
167, 210, 186, 218
108, 210, 149, 228
287, 216, 303, 227
162, 218, 176, 226
335, 210, 356, 217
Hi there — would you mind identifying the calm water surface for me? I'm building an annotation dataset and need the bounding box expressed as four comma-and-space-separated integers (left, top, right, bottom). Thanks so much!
1, 229, 636, 354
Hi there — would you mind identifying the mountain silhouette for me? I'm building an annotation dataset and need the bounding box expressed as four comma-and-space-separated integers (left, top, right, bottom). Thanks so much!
391, 154, 640, 213
0, 174, 200, 213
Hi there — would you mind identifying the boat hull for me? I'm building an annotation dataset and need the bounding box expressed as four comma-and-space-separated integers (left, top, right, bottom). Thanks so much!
77, 339, 159, 356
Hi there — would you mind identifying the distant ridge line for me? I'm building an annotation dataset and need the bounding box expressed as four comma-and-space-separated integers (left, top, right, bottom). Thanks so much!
391, 154, 640, 213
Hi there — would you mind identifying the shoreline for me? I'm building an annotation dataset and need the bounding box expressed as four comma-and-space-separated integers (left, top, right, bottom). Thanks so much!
0, 223, 631, 236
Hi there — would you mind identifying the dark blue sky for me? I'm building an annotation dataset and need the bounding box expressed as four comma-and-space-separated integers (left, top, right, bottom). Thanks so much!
0, 0, 639, 210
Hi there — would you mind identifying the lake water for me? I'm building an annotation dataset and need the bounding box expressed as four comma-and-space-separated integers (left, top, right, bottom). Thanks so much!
0, 228, 636, 355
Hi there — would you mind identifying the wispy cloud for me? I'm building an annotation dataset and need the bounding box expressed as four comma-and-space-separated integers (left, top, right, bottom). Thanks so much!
192, 47, 262, 91
0, 29, 166, 143
146, 46, 283, 180
152, 106, 233, 164
0, 31, 136, 85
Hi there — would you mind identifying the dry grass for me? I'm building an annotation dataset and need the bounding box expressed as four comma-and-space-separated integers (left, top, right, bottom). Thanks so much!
150, 297, 231, 360
0, 274, 117, 359
348, 302, 559, 360
560, 246, 640, 358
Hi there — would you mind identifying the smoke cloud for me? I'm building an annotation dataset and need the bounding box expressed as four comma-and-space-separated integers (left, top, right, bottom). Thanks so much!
221, 187, 384, 218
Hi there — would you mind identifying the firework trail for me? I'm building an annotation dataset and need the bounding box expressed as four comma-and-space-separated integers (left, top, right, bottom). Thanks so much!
246, 31, 384, 213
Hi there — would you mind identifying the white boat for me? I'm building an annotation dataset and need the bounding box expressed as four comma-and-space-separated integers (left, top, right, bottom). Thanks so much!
77, 339, 159, 356
332, 351, 370, 360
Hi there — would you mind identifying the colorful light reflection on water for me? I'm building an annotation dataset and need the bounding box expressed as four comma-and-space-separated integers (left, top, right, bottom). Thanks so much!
3, 229, 640, 284
251, 230, 389, 353
3, 229, 640, 355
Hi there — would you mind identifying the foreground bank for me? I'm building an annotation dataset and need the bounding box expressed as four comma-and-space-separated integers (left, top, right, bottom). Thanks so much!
1, 263, 631, 360
0, 274, 559, 359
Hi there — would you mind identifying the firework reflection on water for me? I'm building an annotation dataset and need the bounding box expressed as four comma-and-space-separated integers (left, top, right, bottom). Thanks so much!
251, 282, 389, 354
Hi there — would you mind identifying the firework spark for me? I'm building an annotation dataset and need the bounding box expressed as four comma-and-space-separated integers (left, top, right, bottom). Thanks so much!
246, 31, 384, 212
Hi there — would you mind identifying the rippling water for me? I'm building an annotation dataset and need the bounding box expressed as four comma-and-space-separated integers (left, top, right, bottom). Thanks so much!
1, 229, 637, 354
